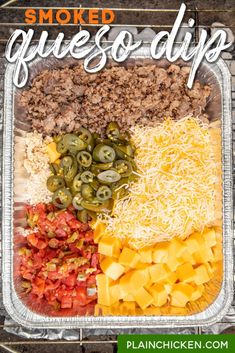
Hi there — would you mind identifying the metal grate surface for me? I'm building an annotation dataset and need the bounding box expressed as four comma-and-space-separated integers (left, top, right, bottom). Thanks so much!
0, 1, 234, 351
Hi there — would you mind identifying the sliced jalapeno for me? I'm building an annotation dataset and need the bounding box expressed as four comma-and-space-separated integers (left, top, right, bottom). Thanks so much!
81, 199, 112, 212
113, 144, 135, 159
90, 179, 100, 191
97, 170, 121, 184
114, 160, 133, 177
96, 185, 112, 201
64, 134, 87, 153
93, 144, 116, 163
60, 156, 78, 183
49, 163, 59, 175
81, 184, 94, 200
106, 121, 120, 141
52, 188, 72, 209
72, 174, 82, 192
57, 138, 68, 154
47, 176, 65, 192
77, 151, 92, 168
81, 171, 94, 183
72, 193, 83, 210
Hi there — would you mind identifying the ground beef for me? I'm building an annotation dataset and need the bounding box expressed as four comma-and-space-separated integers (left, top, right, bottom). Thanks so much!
20, 64, 211, 135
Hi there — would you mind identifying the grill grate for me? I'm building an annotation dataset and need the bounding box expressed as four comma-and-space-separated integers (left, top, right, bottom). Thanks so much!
0, 1, 234, 351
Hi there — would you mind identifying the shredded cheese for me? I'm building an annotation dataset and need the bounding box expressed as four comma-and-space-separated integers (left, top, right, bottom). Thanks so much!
102, 117, 221, 249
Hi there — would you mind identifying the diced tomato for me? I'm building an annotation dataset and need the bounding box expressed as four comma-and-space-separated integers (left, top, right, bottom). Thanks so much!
18, 205, 99, 312
61, 296, 73, 309
62, 273, 77, 288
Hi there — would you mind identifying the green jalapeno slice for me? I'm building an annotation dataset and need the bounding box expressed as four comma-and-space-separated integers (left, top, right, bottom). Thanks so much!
72, 193, 84, 210
93, 144, 116, 163
106, 121, 120, 141
81, 184, 94, 200
114, 160, 133, 177
47, 176, 65, 192
97, 170, 121, 184
77, 151, 92, 168
64, 134, 87, 153
81, 171, 94, 183
96, 185, 112, 201
72, 174, 82, 192
52, 188, 72, 209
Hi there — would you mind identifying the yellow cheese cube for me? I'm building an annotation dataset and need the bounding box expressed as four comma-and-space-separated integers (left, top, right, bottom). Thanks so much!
96, 274, 112, 306
119, 247, 140, 268
203, 228, 217, 248
185, 234, 201, 254
149, 263, 169, 282
171, 283, 194, 307
138, 246, 152, 264
123, 293, 135, 302
94, 222, 106, 243
165, 272, 178, 285
134, 287, 153, 310
190, 284, 204, 301
176, 262, 195, 283
135, 262, 149, 270
46, 142, 61, 163
164, 284, 173, 294
167, 255, 183, 272
194, 265, 210, 285
211, 243, 223, 261
119, 269, 149, 296
109, 282, 121, 304
170, 238, 187, 259
149, 284, 167, 307
193, 247, 214, 264
180, 249, 196, 265
100, 257, 125, 280
152, 242, 170, 263
98, 236, 121, 258
94, 304, 111, 316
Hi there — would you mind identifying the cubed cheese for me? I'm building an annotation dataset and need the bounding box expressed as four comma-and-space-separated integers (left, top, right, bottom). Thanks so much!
176, 262, 195, 282
194, 264, 210, 285
211, 243, 223, 261
109, 282, 121, 304
134, 287, 153, 310
149, 284, 167, 307
190, 284, 204, 301
96, 274, 112, 306
119, 247, 140, 268
185, 233, 201, 254
119, 269, 149, 296
123, 293, 135, 302
180, 249, 196, 265
152, 242, 169, 263
171, 283, 194, 307
149, 263, 169, 282
164, 272, 178, 285
100, 257, 125, 280
120, 302, 136, 315
46, 142, 61, 163
203, 228, 217, 248
193, 247, 214, 263
98, 236, 121, 258
169, 238, 187, 259
94, 222, 106, 243
167, 255, 183, 272
138, 246, 152, 264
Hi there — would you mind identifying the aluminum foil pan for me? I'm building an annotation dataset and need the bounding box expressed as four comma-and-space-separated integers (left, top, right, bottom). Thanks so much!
2, 45, 233, 328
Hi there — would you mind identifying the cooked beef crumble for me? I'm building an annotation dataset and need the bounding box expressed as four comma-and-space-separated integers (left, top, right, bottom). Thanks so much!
20, 64, 211, 135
